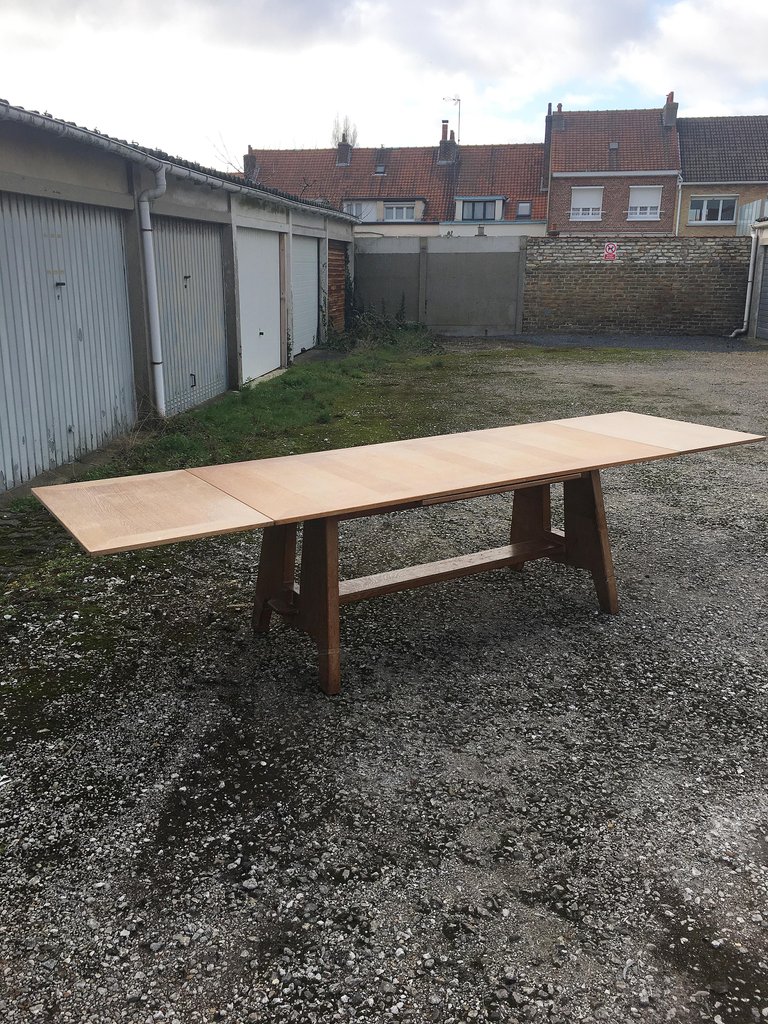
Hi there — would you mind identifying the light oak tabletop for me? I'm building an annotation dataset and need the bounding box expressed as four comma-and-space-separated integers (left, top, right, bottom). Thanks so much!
33, 412, 764, 554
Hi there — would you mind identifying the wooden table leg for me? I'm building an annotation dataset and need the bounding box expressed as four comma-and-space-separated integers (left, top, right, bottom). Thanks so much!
562, 470, 619, 614
252, 523, 297, 632
297, 518, 341, 695
510, 484, 552, 570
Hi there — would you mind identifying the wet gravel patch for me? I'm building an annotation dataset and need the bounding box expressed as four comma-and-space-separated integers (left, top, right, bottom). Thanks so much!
1, 351, 767, 1023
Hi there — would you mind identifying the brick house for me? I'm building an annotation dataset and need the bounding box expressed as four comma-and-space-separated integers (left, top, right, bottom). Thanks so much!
677, 116, 768, 236
544, 94, 681, 236
245, 122, 547, 237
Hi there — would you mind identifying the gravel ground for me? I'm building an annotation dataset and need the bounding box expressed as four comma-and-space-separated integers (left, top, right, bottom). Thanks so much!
1, 349, 767, 1024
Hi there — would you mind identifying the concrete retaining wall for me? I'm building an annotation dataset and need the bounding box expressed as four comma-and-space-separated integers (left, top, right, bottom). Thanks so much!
354, 235, 524, 333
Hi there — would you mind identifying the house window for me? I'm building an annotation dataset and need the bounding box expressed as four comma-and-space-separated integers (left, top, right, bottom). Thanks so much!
516, 201, 532, 219
462, 200, 497, 221
384, 204, 415, 221
570, 187, 603, 220
627, 185, 662, 220
689, 196, 737, 224
343, 201, 364, 218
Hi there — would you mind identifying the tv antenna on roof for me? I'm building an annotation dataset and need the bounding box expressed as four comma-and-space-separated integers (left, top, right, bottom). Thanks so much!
442, 95, 461, 143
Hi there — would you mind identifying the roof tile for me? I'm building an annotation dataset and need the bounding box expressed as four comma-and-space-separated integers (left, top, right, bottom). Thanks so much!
678, 116, 768, 182
549, 108, 680, 173
245, 143, 547, 221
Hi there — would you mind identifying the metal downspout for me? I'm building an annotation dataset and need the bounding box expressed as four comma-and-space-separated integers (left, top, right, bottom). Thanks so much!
674, 175, 682, 236
728, 227, 759, 338
138, 167, 168, 416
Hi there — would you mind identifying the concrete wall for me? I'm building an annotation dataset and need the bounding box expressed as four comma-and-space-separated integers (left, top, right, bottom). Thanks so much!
523, 235, 751, 335
354, 235, 524, 333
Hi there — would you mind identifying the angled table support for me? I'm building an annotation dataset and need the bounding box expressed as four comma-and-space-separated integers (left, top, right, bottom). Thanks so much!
251, 471, 618, 695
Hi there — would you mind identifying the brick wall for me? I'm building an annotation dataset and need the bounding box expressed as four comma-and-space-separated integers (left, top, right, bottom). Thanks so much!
548, 176, 678, 235
523, 236, 751, 335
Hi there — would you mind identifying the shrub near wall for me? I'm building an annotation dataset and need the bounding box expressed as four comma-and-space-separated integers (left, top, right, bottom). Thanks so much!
523, 236, 751, 335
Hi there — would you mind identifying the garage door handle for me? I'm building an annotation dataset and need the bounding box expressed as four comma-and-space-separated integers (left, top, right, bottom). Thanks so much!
190, 373, 197, 388
259, 331, 264, 336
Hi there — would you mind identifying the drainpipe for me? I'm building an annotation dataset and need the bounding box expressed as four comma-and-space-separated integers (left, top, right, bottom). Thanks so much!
286, 210, 294, 365
138, 167, 168, 416
674, 175, 683, 236
728, 227, 759, 338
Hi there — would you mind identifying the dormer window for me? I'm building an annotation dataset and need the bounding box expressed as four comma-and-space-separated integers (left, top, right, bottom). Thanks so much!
384, 203, 415, 221
461, 199, 498, 221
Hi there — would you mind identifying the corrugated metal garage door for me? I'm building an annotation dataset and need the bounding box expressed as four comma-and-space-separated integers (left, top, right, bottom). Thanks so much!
292, 235, 319, 352
153, 217, 228, 415
757, 248, 768, 340
0, 192, 134, 491
237, 227, 281, 381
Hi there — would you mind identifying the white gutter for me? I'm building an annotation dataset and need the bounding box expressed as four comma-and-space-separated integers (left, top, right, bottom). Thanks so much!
138, 168, 168, 416
728, 226, 759, 338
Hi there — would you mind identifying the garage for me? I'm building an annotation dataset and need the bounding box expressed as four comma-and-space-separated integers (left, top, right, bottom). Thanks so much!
153, 217, 228, 415
292, 235, 319, 353
756, 246, 768, 340
0, 192, 134, 490
237, 227, 282, 382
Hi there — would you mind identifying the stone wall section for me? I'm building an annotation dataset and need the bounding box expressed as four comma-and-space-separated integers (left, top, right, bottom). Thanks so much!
522, 236, 751, 334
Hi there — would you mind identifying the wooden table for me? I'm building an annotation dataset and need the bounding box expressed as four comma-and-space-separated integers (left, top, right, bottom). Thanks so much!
34, 412, 764, 694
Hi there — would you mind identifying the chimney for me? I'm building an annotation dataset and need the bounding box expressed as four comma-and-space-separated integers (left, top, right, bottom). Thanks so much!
541, 102, 553, 191
336, 132, 352, 166
438, 122, 458, 164
244, 148, 260, 182
662, 90, 678, 128
552, 102, 565, 132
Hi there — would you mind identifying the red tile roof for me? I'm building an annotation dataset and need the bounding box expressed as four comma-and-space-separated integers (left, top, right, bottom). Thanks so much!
245, 143, 547, 221
549, 108, 680, 174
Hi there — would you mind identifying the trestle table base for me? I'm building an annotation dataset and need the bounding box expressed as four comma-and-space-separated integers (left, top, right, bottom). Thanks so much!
252, 470, 619, 695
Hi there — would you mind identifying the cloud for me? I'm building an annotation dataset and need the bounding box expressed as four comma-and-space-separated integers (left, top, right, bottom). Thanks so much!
1, 0, 766, 171
615, 0, 768, 112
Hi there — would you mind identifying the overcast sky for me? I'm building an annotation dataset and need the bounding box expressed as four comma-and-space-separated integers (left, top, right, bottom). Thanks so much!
2, 0, 767, 172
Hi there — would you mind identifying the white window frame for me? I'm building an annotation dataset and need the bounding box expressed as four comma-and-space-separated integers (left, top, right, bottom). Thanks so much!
570, 186, 603, 221
627, 185, 662, 221
343, 201, 364, 218
516, 200, 532, 219
384, 203, 415, 221
688, 195, 738, 225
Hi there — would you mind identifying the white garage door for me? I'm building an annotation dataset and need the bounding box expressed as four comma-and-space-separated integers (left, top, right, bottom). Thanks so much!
237, 227, 281, 382
0, 193, 134, 491
292, 235, 319, 353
